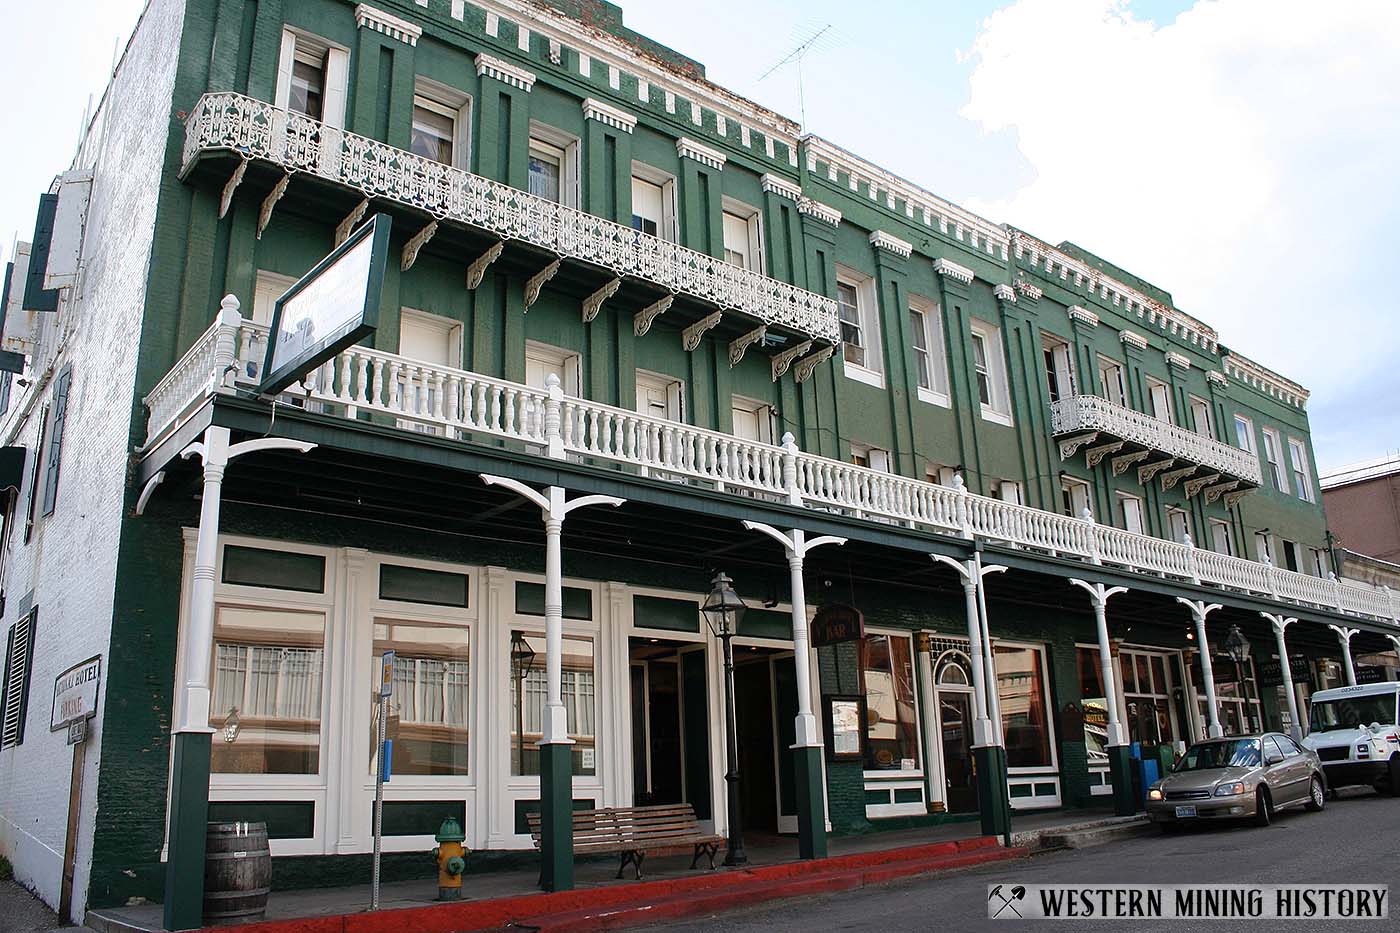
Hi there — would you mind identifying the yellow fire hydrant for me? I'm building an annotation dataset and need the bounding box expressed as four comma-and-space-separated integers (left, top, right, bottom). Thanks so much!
432, 816, 468, 900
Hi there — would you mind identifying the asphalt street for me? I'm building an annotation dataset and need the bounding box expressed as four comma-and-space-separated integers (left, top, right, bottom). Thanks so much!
655, 787, 1400, 933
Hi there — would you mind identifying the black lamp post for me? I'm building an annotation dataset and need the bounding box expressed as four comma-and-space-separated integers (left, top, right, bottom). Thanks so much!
702, 571, 748, 867
1224, 624, 1252, 733
510, 631, 537, 774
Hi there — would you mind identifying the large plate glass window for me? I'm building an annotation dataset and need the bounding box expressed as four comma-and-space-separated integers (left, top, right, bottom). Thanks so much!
861, 633, 919, 772
994, 644, 1052, 768
210, 606, 326, 774
372, 617, 470, 776
510, 634, 596, 776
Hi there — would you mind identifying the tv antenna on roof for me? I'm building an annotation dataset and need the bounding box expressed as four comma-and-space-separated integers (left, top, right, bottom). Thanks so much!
756, 23, 834, 132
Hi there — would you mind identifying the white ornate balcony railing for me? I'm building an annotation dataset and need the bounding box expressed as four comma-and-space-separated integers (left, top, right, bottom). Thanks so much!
180, 92, 839, 344
144, 305, 1400, 631
1051, 394, 1263, 485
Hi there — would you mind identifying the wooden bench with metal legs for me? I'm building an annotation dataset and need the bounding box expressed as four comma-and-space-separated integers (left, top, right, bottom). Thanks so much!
527, 803, 725, 880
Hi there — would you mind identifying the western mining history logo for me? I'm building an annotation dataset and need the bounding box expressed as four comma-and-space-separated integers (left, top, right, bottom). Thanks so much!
987, 884, 1388, 920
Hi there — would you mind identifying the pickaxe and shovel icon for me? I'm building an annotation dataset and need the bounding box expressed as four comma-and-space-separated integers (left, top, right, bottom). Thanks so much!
989, 884, 1027, 918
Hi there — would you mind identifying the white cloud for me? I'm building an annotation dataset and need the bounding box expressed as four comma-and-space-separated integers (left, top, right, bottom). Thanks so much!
959, 0, 1400, 467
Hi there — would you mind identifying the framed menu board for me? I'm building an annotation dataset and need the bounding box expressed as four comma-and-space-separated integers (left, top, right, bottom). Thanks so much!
824, 694, 866, 762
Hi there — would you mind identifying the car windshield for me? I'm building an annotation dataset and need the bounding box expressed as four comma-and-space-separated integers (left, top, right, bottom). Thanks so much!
1310, 694, 1397, 733
1174, 739, 1260, 772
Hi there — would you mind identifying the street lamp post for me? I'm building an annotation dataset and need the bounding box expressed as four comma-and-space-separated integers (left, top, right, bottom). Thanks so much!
511, 631, 537, 776
702, 571, 748, 867
1224, 624, 1252, 733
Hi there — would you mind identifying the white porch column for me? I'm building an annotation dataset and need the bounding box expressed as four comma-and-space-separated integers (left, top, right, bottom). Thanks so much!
1071, 580, 1130, 748
1177, 599, 1224, 739
973, 553, 1008, 745
1262, 613, 1302, 740
932, 555, 994, 746
1329, 625, 1359, 685
914, 635, 943, 809
740, 523, 847, 743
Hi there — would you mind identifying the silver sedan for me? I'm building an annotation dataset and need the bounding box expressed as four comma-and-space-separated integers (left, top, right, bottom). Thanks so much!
1146, 733, 1326, 829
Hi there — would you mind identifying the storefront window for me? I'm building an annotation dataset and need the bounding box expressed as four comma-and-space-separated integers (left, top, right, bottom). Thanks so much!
210, 606, 326, 774
1076, 647, 1108, 764
1121, 648, 1176, 747
510, 634, 596, 776
862, 633, 919, 771
995, 644, 1052, 768
370, 618, 470, 776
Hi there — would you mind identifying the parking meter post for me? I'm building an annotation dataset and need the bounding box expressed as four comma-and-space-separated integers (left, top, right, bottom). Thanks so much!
372, 650, 394, 910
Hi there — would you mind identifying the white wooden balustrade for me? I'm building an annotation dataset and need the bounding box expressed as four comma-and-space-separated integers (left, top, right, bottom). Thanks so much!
142, 306, 1400, 631
180, 91, 839, 344
1051, 394, 1263, 484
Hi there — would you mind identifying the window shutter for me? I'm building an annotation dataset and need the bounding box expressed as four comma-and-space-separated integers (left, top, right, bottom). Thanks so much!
24, 414, 46, 544
44, 172, 93, 290
42, 366, 72, 517
1, 608, 38, 749
22, 195, 60, 313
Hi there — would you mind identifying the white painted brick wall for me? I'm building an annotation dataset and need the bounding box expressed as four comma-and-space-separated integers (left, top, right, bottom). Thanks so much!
0, 0, 186, 915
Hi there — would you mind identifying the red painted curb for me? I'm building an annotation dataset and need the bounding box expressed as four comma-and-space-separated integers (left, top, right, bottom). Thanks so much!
183, 837, 1019, 933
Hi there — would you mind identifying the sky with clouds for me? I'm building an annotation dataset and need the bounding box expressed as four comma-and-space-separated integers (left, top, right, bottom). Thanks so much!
1, 0, 1394, 471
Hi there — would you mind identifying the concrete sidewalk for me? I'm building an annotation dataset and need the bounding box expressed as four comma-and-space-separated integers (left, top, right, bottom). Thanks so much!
86, 807, 1128, 932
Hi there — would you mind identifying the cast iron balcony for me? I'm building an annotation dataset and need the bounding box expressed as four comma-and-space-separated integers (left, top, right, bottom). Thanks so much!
143, 305, 1400, 633
179, 92, 839, 345
1050, 394, 1263, 495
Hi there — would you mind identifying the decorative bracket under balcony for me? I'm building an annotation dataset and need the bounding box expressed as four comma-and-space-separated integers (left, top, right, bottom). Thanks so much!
728, 326, 766, 367
1058, 432, 1099, 461
1183, 473, 1221, 498
1205, 479, 1241, 504
582, 278, 621, 323
1161, 464, 1198, 491
772, 340, 813, 382
1086, 441, 1126, 469
1111, 450, 1150, 476
1139, 458, 1176, 484
634, 295, 674, 337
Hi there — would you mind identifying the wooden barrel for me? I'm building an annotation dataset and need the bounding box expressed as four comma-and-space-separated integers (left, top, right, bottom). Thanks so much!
203, 821, 272, 924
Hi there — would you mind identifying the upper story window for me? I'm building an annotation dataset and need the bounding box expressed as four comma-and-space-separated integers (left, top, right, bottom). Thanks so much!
636, 370, 684, 422
1261, 427, 1288, 493
731, 396, 775, 444
399, 308, 462, 368
1189, 396, 1212, 437
1061, 476, 1091, 518
927, 463, 958, 486
1234, 414, 1256, 454
1209, 518, 1233, 556
525, 341, 581, 397
631, 162, 676, 242
1310, 547, 1329, 577
1117, 492, 1145, 535
1146, 377, 1172, 422
721, 198, 763, 273
1097, 356, 1126, 407
276, 29, 349, 129
1254, 531, 1272, 562
993, 479, 1023, 505
908, 295, 948, 405
528, 123, 579, 208
411, 80, 471, 169
970, 320, 1011, 426
1280, 539, 1300, 572
850, 443, 890, 472
1042, 335, 1076, 403
836, 267, 882, 386
1287, 437, 1314, 503
1166, 506, 1190, 544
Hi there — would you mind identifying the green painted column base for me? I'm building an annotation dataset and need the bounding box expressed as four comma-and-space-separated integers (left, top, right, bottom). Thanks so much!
974, 745, 1012, 840
1107, 745, 1137, 817
163, 731, 211, 932
538, 742, 574, 892
793, 745, 827, 860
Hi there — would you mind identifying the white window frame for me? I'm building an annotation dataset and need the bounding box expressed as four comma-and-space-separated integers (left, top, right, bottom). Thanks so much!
1146, 376, 1172, 422
525, 340, 582, 397
720, 196, 764, 275
1042, 334, 1076, 403
411, 78, 472, 170
1209, 518, 1233, 556
1166, 506, 1190, 545
527, 122, 580, 209
850, 443, 890, 473
970, 319, 1012, 426
635, 369, 684, 423
1189, 396, 1213, 438
253, 270, 298, 325
275, 28, 349, 129
908, 295, 949, 406
994, 639, 1061, 810
927, 464, 957, 487
398, 308, 462, 369
1261, 427, 1288, 494
1098, 356, 1126, 407
1287, 437, 1314, 503
1234, 414, 1256, 455
1255, 532, 1272, 563
630, 161, 677, 243
1061, 476, 1091, 518
861, 627, 927, 818
730, 395, 775, 445
1280, 539, 1300, 573
836, 266, 883, 387
1310, 547, 1329, 577
994, 480, 1023, 505
1117, 492, 1145, 535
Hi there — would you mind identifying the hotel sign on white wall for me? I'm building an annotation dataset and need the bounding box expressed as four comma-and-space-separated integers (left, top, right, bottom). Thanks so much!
260, 213, 392, 395
50, 655, 101, 731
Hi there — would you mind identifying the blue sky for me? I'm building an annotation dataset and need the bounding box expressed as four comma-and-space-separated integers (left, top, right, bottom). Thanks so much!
1, 0, 1395, 472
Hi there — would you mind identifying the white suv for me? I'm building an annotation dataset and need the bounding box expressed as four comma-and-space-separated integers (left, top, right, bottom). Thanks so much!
1300, 682, 1400, 795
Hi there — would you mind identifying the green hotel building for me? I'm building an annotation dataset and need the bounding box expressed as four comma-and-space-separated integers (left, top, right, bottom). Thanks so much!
0, 0, 1394, 925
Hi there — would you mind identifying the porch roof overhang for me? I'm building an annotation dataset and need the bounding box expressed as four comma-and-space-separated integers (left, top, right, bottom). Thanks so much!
138, 394, 1400, 654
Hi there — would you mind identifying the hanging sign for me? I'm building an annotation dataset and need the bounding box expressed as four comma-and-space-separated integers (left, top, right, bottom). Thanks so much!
379, 650, 396, 698
259, 213, 391, 395
811, 604, 864, 647
50, 656, 101, 731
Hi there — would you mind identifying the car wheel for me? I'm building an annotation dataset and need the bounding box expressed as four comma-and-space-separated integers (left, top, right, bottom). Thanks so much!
1388, 756, 1400, 798
1253, 787, 1272, 827
1304, 775, 1325, 812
